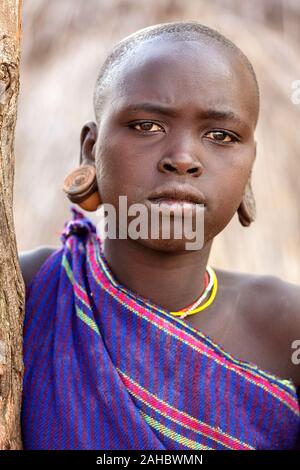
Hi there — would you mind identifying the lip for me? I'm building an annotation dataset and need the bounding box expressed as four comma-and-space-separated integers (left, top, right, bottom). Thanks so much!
147, 183, 206, 205
145, 199, 205, 219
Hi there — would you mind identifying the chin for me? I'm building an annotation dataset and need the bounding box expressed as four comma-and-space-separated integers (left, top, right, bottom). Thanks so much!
133, 236, 204, 253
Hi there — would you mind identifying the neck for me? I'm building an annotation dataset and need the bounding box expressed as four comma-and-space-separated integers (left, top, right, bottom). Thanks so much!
103, 237, 213, 311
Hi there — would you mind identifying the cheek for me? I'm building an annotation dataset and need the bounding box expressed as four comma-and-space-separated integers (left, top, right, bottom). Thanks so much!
215, 164, 250, 212
216, 149, 253, 196
95, 149, 147, 207
95, 151, 119, 205
205, 155, 253, 235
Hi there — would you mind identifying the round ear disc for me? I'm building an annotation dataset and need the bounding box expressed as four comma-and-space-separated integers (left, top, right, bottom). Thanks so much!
63, 165, 97, 201
63, 165, 101, 211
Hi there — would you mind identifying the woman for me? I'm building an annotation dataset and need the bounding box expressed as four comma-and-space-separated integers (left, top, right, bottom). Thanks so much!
20, 21, 300, 450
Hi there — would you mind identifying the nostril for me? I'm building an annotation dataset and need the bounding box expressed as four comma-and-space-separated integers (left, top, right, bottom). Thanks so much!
164, 164, 176, 172
187, 168, 199, 174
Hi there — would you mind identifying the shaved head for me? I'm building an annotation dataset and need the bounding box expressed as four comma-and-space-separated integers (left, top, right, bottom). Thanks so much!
93, 21, 260, 124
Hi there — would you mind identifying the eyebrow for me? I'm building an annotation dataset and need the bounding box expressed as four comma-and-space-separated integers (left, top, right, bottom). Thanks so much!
120, 102, 248, 128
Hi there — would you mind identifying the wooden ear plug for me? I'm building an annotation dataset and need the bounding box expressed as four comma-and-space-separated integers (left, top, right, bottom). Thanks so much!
63, 165, 101, 211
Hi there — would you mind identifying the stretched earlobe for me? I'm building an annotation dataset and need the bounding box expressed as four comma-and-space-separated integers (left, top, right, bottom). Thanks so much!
237, 178, 256, 227
63, 164, 102, 212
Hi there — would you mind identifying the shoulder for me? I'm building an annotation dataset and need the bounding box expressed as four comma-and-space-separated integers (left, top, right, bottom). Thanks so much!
242, 274, 300, 351
245, 273, 300, 321
246, 274, 300, 386
215, 267, 300, 318
217, 268, 300, 385
19, 246, 59, 290
249, 275, 300, 353
214, 267, 300, 384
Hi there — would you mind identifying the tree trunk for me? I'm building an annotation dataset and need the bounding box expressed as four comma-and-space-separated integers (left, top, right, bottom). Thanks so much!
0, 0, 23, 450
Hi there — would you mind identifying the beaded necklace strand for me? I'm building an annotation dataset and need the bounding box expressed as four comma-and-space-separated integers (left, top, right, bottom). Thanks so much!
179, 271, 209, 313
170, 266, 218, 319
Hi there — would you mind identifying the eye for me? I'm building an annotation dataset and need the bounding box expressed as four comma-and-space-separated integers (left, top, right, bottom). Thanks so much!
129, 121, 164, 133
204, 130, 239, 143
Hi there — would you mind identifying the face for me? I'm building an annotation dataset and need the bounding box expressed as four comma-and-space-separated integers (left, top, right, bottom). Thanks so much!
85, 38, 257, 251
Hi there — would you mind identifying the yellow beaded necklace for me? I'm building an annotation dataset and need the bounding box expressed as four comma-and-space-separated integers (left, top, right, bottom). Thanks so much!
170, 266, 218, 319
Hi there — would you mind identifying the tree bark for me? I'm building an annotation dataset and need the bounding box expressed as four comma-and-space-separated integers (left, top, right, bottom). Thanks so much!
0, 0, 23, 450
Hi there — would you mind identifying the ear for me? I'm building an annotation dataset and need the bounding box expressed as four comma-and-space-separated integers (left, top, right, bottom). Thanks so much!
237, 178, 256, 226
80, 121, 98, 165
253, 140, 257, 162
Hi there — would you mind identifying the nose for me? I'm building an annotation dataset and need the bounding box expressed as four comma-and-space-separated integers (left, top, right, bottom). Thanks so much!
157, 140, 203, 177
157, 156, 203, 176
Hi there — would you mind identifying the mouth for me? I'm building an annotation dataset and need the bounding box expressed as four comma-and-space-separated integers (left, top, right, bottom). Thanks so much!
146, 185, 206, 217
147, 199, 200, 213
147, 184, 206, 206
146, 199, 204, 218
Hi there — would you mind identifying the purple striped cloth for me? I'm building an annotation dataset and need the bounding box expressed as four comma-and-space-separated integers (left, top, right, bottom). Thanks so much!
21, 206, 300, 449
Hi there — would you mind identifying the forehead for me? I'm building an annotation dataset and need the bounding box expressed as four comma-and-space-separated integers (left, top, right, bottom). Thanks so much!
107, 38, 257, 127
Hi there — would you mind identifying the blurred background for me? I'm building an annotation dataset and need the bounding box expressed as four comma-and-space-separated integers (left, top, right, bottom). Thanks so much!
14, 0, 300, 283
